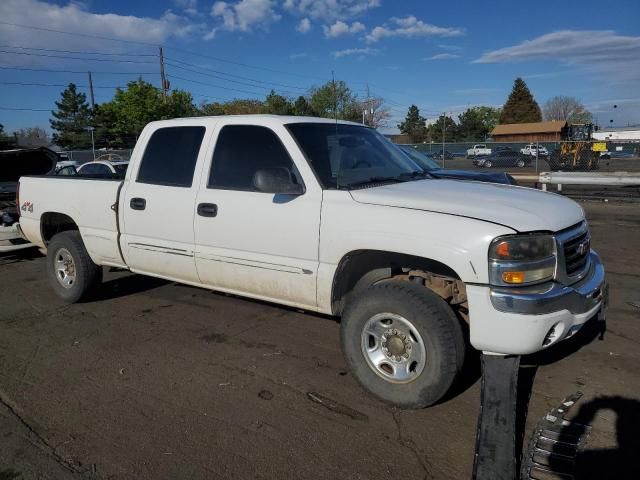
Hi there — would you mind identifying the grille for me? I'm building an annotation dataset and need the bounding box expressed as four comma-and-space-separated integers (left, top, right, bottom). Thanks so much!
563, 229, 590, 277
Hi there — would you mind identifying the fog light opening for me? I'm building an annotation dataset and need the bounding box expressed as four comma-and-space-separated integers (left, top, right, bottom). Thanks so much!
542, 323, 563, 347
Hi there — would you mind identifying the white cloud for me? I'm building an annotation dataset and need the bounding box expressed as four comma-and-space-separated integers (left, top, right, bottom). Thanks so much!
474, 30, 640, 64
333, 47, 379, 58
284, 0, 380, 22
289, 52, 308, 59
296, 17, 311, 33
424, 53, 460, 60
438, 44, 462, 51
323, 20, 365, 38
0, 0, 200, 54
211, 0, 280, 32
173, 0, 199, 14
203, 28, 217, 40
366, 16, 464, 43
473, 30, 640, 88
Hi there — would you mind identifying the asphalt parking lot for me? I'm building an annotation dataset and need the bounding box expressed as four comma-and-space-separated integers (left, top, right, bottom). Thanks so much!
1, 201, 639, 480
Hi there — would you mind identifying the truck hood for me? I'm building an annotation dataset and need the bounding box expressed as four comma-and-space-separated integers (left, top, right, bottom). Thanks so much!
349, 179, 584, 232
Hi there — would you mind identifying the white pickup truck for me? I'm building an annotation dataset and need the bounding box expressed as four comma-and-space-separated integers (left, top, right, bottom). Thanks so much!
17, 115, 607, 408
466, 144, 491, 158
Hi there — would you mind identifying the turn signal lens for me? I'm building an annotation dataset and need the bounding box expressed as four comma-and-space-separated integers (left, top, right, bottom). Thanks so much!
502, 271, 525, 284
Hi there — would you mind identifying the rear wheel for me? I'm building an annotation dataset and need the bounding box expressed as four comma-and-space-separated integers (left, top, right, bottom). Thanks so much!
516, 159, 526, 168
483, 160, 493, 168
340, 281, 465, 409
47, 231, 102, 303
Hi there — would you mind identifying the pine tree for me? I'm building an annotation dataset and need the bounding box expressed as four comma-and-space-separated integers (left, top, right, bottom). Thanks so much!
398, 105, 427, 142
499, 78, 542, 124
50, 83, 93, 148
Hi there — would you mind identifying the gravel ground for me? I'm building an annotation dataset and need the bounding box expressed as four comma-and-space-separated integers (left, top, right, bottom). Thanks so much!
0, 201, 638, 480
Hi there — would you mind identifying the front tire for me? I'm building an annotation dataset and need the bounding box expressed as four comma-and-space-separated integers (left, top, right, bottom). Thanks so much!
47, 231, 102, 303
483, 160, 493, 168
340, 281, 465, 409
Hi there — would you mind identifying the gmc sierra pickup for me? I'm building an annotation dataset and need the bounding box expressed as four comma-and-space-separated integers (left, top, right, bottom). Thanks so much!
17, 115, 607, 408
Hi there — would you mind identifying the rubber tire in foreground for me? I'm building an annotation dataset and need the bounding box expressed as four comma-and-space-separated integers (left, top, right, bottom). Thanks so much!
341, 281, 465, 409
47, 231, 103, 303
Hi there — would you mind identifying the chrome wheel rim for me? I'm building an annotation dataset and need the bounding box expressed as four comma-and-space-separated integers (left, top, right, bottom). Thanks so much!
54, 248, 76, 289
361, 312, 426, 384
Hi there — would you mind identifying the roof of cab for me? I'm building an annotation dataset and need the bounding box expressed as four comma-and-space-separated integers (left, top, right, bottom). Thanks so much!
146, 114, 365, 128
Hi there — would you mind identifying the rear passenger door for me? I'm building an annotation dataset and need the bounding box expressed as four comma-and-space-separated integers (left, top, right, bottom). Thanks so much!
193, 122, 322, 309
120, 124, 208, 284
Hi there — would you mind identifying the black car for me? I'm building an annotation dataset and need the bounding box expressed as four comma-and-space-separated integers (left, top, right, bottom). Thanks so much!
397, 145, 517, 185
433, 149, 454, 161
474, 150, 531, 168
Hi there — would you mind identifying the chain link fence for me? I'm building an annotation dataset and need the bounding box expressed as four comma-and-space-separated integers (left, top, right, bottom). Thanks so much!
403, 141, 640, 173
60, 149, 133, 164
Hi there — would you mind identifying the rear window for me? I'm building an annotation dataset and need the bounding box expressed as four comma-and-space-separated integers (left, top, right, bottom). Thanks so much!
137, 126, 205, 187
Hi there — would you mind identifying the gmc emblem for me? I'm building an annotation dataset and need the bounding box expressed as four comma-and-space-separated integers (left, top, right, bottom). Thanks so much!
576, 238, 590, 256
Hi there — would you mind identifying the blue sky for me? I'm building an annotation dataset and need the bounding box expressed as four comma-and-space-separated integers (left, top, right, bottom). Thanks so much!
1, 0, 639, 134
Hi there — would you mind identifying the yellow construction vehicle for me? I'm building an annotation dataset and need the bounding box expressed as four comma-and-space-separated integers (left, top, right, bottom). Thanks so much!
548, 123, 608, 171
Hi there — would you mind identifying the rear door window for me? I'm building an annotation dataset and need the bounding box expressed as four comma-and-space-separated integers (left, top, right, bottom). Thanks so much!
137, 126, 206, 187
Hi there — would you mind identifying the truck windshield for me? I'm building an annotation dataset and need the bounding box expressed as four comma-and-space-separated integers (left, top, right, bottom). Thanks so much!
286, 123, 425, 189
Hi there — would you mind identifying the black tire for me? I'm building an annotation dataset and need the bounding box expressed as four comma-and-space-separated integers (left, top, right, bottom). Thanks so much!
47, 231, 102, 303
340, 281, 465, 409
483, 160, 493, 168
516, 159, 526, 168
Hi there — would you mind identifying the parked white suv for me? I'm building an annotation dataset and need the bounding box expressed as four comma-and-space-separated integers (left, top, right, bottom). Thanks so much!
520, 143, 549, 157
17, 116, 607, 408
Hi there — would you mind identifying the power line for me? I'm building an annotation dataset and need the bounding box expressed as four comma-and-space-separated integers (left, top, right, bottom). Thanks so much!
0, 65, 156, 75
165, 58, 309, 92
0, 49, 157, 64
0, 106, 51, 112
166, 74, 269, 97
0, 44, 156, 57
0, 81, 124, 89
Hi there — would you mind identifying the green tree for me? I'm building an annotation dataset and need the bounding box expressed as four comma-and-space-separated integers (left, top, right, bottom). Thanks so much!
542, 96, 592, 124
309, 80, 360, 121
293, 96, 314, 116
94, 79, 196, 147
398, 105, 427, 142
199, 99, 263, 116
427, 115, 458, 143
457, 106, 501, 141
262, 90, 293, 115
499, 78, 542, 124
50, 83, 92, 148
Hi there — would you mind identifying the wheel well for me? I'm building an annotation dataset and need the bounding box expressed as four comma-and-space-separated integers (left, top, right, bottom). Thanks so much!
331, 250, 462, 315
41, 212, 79, 244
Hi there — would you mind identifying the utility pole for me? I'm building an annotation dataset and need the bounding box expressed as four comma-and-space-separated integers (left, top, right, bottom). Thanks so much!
87, 71, 95, 109
442, 112, 446, 168
159, 46, 167, 99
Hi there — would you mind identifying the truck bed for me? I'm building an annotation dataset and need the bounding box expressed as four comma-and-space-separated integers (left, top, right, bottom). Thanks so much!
17, 176, 125, 267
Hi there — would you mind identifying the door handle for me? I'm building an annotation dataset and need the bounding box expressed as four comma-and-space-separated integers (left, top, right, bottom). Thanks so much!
197, 203, 218, 217
130, 197, 146, 210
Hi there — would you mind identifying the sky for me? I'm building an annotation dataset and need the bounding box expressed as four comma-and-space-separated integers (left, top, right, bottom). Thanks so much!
0, 0, 639, 135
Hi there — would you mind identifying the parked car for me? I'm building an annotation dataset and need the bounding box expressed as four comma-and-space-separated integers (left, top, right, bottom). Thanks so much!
466, 144, 492, 158
520, 144, 549, 157
77, 160, 129, 179
397, 145, 517, 185
17, 115, 606, 409
433, 149, 454, 161
0, 147, 57, 252
474, 150, 532, 168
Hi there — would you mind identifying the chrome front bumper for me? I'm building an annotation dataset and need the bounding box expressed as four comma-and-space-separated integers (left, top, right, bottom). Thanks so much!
490, 251, 606, 316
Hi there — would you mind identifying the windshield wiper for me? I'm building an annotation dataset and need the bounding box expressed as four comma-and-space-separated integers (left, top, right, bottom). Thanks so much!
341, 176, 405, 189
396, 170, 432, 180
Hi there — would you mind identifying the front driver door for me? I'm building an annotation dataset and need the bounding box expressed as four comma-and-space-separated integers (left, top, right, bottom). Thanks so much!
193, 122, 321, 309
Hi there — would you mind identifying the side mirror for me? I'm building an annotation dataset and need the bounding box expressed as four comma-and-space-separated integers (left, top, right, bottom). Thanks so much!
253, 167, 305, 195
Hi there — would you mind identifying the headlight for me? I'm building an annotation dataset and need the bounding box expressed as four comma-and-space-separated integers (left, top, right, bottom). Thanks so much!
489, 234, 557, 286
